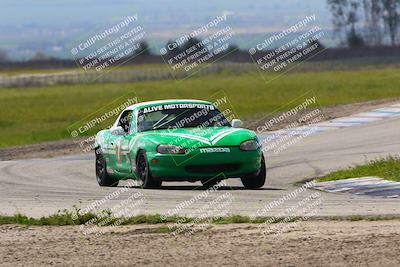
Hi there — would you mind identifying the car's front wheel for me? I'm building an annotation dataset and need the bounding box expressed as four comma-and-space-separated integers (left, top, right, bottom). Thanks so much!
241, 154, 266, 189
137, 150, 162, 189
95, 148, 119, 187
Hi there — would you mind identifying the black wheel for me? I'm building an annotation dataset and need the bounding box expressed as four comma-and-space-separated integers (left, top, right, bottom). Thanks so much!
95, 148, 119, 187
201, 177, 222, 188
137, 150, 162, 189
241, 154, 266, 189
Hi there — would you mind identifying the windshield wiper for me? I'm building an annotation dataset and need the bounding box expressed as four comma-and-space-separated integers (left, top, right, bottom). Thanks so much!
153, 116, 176, 130
152, 114, 169, 129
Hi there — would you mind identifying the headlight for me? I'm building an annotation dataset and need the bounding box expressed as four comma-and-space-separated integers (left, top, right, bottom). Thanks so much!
157, 145, 186, 154
239, 140, 259, 151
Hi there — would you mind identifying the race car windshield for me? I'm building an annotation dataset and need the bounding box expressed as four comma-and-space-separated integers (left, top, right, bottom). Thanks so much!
137, 104, 231, 132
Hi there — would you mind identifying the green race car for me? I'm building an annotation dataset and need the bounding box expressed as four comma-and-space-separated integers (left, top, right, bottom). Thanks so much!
95, 99, 266, 189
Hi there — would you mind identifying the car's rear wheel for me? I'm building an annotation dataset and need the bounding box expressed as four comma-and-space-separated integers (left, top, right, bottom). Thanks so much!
137, 150, 162, 189
241, 154, 266, 189
95, 148, 119, 187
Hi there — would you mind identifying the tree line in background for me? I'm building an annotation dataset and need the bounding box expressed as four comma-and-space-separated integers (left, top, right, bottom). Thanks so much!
0, 38, 245, 67
0, 38, 239, 63
328, 0, 400, 47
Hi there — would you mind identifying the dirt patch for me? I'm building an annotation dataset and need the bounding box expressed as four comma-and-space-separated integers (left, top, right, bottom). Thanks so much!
1, 220, 399, 266
0, 138, 90, 161
1, 98, 399, 161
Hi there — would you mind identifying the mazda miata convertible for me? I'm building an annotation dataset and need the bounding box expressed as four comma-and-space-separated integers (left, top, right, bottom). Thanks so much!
95, 99, 266, 189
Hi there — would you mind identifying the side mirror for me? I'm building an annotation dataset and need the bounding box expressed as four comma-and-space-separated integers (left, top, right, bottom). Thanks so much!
111, 126, 125, 136
231, 119, 243, 128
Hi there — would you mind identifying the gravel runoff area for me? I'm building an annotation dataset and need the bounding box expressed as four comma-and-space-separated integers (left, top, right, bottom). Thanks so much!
1, 220, 400, 266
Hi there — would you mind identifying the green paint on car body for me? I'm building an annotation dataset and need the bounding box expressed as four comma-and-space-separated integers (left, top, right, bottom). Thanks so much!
95, 99, 264, 183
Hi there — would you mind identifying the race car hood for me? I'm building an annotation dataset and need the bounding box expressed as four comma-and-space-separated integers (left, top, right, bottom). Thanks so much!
138, 127, 257, 148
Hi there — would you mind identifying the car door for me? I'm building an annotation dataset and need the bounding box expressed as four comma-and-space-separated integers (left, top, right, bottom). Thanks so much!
114, 110, 134, 175
106, 110, 131, 173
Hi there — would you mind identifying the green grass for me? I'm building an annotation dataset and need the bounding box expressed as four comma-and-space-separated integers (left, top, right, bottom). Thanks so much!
0, 209, 399, 226
318, 156, 400, 182
0, 209, 265, 226
1, 67, 400, 148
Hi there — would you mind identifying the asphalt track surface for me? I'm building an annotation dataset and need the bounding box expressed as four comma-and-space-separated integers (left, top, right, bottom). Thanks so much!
0, 116, 399, 218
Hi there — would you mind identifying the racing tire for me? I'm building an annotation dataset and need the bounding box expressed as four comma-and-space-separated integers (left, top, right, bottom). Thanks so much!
137, 150, 162, 189
240, 154, 266, 189
95, 148, 119, 187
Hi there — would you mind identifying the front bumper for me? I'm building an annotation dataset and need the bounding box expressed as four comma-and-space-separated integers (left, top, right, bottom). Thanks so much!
147, 147, 262, 181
